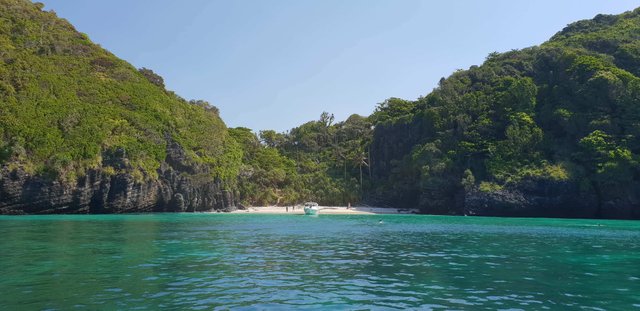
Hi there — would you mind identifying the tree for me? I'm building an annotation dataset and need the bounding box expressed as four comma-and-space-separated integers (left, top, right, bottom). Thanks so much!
259, 130, 286, 148
320, 111, 334, 127
138, 67, 165, 89
370, 98, 416, 125
189, 99, 220, 115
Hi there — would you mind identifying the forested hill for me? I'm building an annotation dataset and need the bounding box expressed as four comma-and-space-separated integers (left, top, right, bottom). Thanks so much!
367, 8, 640, 219
232, 8, 640, 219
1, 1, 639, 219
0, 0, 242, 213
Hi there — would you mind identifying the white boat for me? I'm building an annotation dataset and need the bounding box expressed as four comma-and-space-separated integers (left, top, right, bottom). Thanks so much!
303, 202, 319, 215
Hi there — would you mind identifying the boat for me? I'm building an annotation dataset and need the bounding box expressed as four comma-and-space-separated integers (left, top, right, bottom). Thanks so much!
303, 202, 320, 215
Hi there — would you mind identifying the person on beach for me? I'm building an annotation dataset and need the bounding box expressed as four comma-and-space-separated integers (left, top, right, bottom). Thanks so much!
286, 206, 289, 212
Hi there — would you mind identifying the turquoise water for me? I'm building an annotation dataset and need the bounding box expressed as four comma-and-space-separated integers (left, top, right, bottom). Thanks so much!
0, 214, 639, 310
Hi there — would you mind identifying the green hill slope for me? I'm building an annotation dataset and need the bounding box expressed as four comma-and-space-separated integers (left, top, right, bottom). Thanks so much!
232, 8, 640, 219
367, 8, 640, 218
2, 1, 639, 219
0, 0, 241, 213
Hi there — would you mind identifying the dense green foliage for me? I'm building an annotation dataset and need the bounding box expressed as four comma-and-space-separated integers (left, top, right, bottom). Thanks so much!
234, 8, 640, 214
2, 0, 640, 215
0, 0, 371, 208
230, 127, 300, 205
366, 8, 640, 213
188, 10, 640, 213
0, 0, 241, 184
230, 112, 372, 206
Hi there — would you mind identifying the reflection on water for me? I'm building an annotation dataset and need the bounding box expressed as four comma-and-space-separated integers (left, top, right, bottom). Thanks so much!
0, 214, 639, 310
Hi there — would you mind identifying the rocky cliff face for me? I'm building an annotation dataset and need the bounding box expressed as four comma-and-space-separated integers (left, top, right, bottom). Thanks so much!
0, 1, 241, 215
464, 180, 597, 218
464, 179, 640, 219
0, 142, 236, 215
368, 122, 640, 219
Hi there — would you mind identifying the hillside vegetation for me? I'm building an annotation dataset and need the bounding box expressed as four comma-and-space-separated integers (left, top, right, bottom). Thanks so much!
230, 112, 372, 206
235, 8, 640, 218
366, 8, 640, 217
1, 0, 639, 218
0, 0, 241, 184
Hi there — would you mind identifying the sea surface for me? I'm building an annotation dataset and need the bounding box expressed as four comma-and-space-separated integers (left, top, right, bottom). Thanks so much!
0, 214, 639, 310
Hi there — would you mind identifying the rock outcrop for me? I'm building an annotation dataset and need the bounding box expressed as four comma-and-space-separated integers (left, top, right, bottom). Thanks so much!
0, 141, 236, 215
464, 178, 640, 219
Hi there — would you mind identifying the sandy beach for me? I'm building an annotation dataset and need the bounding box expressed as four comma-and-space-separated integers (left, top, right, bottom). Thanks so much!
229, 206, 418, 215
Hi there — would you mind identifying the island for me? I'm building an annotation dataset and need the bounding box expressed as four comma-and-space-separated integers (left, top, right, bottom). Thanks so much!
1, 0, 639, 219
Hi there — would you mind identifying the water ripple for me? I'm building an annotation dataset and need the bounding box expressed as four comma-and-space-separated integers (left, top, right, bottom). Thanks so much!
1, 214, 639, 310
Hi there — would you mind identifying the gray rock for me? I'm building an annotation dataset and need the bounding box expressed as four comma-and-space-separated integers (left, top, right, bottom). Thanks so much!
464, 179, 599, 218
0, 139, 236, 214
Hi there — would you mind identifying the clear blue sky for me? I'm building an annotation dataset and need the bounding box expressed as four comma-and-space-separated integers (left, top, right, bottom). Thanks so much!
41, 0, 639, 132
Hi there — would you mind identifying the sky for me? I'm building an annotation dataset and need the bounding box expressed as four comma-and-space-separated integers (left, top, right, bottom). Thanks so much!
40, 0, 640, 132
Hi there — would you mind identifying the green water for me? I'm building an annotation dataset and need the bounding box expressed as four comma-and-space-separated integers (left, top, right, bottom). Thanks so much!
0, 214, 639, 310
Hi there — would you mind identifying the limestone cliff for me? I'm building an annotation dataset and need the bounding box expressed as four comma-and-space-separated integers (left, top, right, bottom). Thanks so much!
0, 141, 236, 214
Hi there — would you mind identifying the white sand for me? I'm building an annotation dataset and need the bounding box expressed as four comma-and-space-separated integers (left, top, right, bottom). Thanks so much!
229, 205, 418, 215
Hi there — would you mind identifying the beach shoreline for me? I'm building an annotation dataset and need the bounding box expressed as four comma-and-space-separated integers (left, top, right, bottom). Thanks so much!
229, 206, 419, 215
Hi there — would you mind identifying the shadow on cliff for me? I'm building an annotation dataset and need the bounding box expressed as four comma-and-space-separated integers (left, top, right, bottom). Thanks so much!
0, 138, 236, 214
